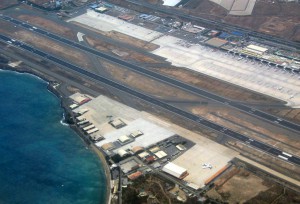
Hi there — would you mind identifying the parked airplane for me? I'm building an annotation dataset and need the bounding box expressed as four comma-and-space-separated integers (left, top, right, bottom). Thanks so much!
202, 163, 212, 169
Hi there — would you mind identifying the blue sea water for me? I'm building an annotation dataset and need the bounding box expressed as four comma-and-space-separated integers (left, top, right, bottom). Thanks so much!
0, 70, 106, 204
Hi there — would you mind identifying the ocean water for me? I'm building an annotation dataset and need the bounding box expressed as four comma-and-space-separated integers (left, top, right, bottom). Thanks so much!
0, 70, 106, 204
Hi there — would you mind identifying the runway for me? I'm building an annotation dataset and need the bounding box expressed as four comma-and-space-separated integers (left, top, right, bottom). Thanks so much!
1, 33, 299, 166
1, 15, 299, 134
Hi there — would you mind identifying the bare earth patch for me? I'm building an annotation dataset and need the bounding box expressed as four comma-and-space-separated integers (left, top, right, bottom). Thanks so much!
16, 14, 76, 39
12, 30, 93, 69
101, 60, 203, 101
85, 36, 160, 64
153, 67, 284, 105
207, 169, 269, 203
0, 0, 19, 9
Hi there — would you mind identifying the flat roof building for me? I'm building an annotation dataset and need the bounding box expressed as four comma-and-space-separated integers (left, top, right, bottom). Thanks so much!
128, 171, 142, 180
118, 14, 134, 21
69, 93, 92, 105
176, 144, 186, 151
138, 151, 149, 159
101, 142, 115, 151
118, 149, 129, 157
149, 146, 160, 153
90, 134, 104, 142
95, 7, 108, 13
69, 104, 79, 109
76, 115, 86, 122
245, 44, 268, 55
86, 128, 99, 135
162, 162, 188, 179
83, 124, 95, 131
154, 150, 167, 159
129, 130, 143, 138
145, 155, 156, 164
109, 119, 126, 129
76, 108, 89, 115
132, 146, 144, 154
118, 135, 131, 144
120, 159, 140, 174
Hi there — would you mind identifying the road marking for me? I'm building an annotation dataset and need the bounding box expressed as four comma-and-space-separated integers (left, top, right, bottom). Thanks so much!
278, 155, 288, 160
77, 32, 85, 42
282, 152, 292, 157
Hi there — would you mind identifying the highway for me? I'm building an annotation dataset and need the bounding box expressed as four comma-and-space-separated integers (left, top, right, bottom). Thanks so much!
2, 15, 300, 133
126, 0, 300, 50
1, 34, 299, 166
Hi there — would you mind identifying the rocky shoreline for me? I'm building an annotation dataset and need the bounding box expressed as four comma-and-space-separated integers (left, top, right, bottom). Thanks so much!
0, 55, 111, 204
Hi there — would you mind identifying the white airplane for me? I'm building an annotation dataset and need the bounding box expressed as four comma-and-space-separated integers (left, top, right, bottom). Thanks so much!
202, 163, 212, 169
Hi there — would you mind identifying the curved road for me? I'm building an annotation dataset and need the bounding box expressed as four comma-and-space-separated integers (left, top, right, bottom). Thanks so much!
1, 34, 299, 166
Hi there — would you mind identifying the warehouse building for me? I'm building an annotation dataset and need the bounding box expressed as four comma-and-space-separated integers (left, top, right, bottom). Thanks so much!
119, 158, 140, 174
118, 149, 130, 157
129, 130, 143, 138
154, 150, 168, 159
132, 146, 144, 154
118, 135, 131, 144
149, 146, 160, 153
162, 162, 189, 179
101, 142, 116, 151
69, 93, 92, 105
109, 119, 126, 129
95, 7, 108, 13
90, 134, 104, 142
244, 44, 268, 55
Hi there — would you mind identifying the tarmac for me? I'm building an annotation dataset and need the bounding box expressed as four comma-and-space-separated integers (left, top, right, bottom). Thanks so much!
69, 10, 300, 108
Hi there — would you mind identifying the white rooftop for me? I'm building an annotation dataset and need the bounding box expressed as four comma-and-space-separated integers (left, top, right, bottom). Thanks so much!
162, 0, 181, 6
246, 44, 268, 52
119, 135, 130, 143
162, 162, 187, 178
155, 150, 167, 159
95, 118, 174, 153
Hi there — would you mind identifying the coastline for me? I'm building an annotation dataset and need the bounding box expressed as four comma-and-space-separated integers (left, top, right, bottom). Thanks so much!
0, 61, 111, 204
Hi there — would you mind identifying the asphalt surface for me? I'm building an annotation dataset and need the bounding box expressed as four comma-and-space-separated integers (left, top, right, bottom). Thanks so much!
1, 34, 299, 166
1, 15, 300, 134
126, 0, 300, 50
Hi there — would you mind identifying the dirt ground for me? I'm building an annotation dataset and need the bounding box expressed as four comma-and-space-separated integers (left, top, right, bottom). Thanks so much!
150, 66, 300, 124
264, 107, 300, 125
207, 168, 269, 203
15, 14, 76, 40
151, 66, 284, 105
208, 167, 300, 204
227, 141, 300, 181
85, 36, 161, 64
0, 18, 95, 71
0, 0, 19, 9
189, 105, 300, 155
100, 60, 204, 101
122, 174, 185, 204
